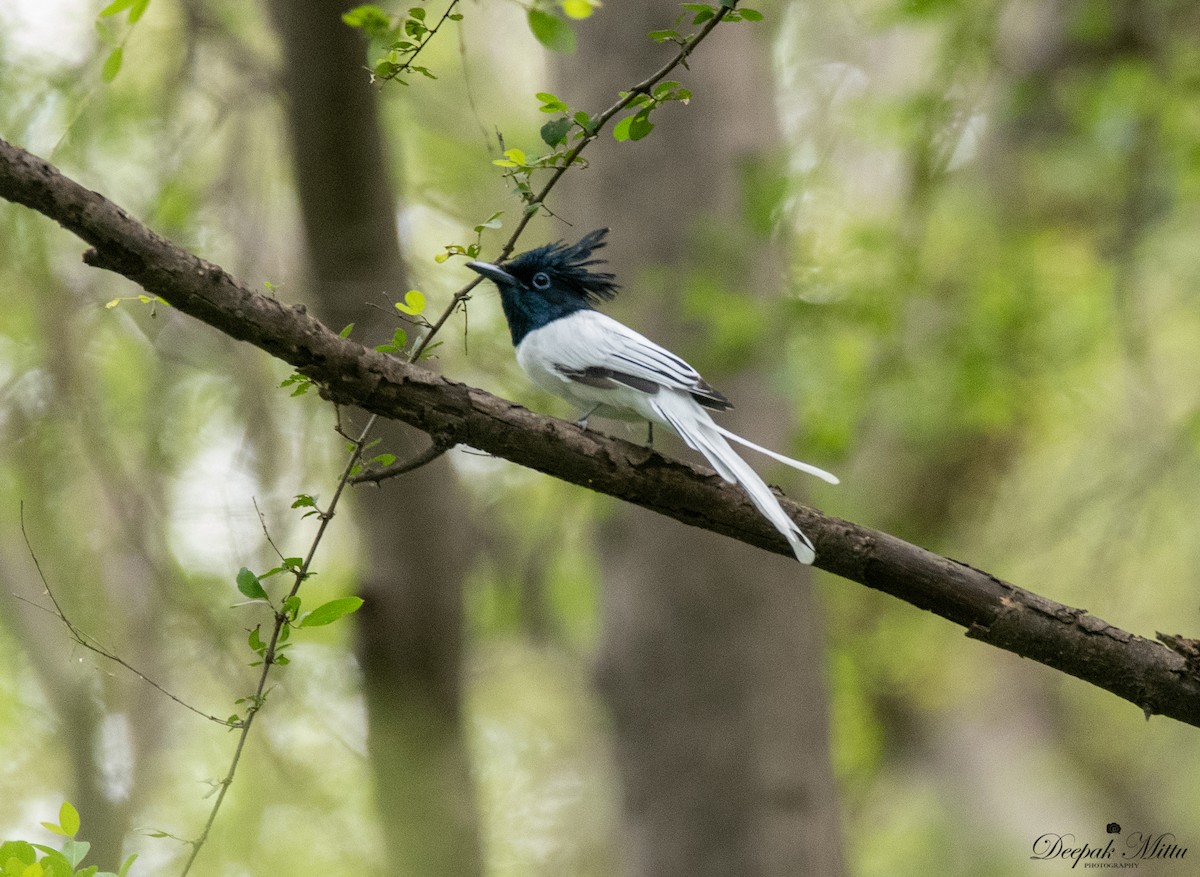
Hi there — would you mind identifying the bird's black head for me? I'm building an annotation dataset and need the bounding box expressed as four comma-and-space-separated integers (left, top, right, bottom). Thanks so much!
467, 228, 620, 345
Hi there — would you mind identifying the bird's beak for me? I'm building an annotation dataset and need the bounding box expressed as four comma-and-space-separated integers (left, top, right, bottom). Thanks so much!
465, 261, 516, 286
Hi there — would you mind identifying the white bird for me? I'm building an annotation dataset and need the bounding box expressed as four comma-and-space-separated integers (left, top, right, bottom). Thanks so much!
467, 228, 837, 563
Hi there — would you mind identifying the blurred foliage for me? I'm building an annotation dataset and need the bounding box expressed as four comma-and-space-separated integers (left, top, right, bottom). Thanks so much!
2, 0, 1200, 876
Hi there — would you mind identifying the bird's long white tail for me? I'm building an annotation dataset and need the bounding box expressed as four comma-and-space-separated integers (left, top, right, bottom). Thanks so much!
712, 424, 839, 485
651, 393, 830, 564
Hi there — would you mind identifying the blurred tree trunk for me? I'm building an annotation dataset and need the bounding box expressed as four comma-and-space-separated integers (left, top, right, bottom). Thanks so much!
267, 2, 482, 875
1, 292, 179, 871
556, 6, 844, 876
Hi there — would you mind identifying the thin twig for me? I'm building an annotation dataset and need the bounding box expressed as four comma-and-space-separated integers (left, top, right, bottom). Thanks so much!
252, 497, 289, 564
17, 504, 237, 728
178, 412, 379, 876
379, 0, 462, 84
408, 4, 737, 361
349, 440, 449, 485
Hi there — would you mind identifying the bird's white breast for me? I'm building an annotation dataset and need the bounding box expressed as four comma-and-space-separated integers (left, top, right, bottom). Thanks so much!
515, 311, 663, 422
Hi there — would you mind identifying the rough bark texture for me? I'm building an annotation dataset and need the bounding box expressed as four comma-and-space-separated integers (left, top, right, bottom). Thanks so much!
266, 2, 482, 874
555, 5, 844, 875
3, 135, 1200, 730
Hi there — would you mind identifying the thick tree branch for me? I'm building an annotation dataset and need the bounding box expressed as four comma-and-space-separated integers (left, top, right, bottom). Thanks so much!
3, 136, 1199, 727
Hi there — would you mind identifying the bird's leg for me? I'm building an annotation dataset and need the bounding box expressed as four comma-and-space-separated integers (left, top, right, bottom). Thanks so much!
646, 421, 654, 447
575, 404, 601, 431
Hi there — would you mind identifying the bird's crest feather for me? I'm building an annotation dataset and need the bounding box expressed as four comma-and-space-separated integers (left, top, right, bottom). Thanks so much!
505, 228, 620, 304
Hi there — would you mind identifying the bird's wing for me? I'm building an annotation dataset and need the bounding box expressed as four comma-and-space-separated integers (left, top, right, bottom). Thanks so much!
548, 311, 731, 410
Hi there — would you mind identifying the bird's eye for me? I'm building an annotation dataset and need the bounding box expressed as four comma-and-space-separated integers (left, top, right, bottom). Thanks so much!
531, 271, 551, 290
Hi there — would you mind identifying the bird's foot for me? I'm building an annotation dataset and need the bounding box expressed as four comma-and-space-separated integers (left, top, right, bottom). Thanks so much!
574, 404, 601, 431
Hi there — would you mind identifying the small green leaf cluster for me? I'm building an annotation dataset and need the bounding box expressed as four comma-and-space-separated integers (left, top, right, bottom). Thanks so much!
345, 439, 390, 479
613, 81, 693, 142
289, 494, 321, 519
342, 3, 461, 84
103, 294, 168, 316
490, 95, 595, 210
437, 211, 503, 264
95, 0, 151, 82
374, 327, 408, 354
1, 802, 137, 877
234, 560, 364, 663
279, 372, 316, 396
536, 92, 600, 146
372, 288, 430, 355
647, 4, 761, 48
680, 2, 762, 25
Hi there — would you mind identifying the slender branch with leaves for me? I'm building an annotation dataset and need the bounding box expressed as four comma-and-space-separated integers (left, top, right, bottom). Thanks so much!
176, 411, 377, 875
342, 0, 464, 84
409, 1, 744, 361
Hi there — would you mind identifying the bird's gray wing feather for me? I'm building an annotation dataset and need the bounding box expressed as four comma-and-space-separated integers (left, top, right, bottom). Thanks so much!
551, 311, 731, 409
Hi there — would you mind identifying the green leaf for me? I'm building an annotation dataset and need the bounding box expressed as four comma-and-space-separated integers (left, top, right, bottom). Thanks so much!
338, 322, 355, 338
38, 802, 79, 838
628, 110, 654, 141
394, 289, 426, 315
474, 211, 503, 232
101, 47, 123, 82
127, 0, 151, 23
561, 0, 595, 19
682, 2, 715, 23
573, 110, 599, 135
279, 372, 313, 393
738, 7, 763, 20
613, 115, 633, 142
299, 596, 365, 628
58, 802, 80, 838
540, 117, 572, 146
342, 4, 393, 37
647, 29, 681, 42
61, 839, 89, 868
0, 841, 36, 866
527, 9, 576, 53
29, 846, 72, 875
98, 0, 137, 17
236, 567, 268, 600
117, 853, 138, 877
291, 494, 316, 509
535, 91, 568, 113
374, 326, 408, 353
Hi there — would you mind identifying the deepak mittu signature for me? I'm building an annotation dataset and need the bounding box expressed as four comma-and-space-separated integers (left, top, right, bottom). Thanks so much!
1032, 825, 1188, 869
